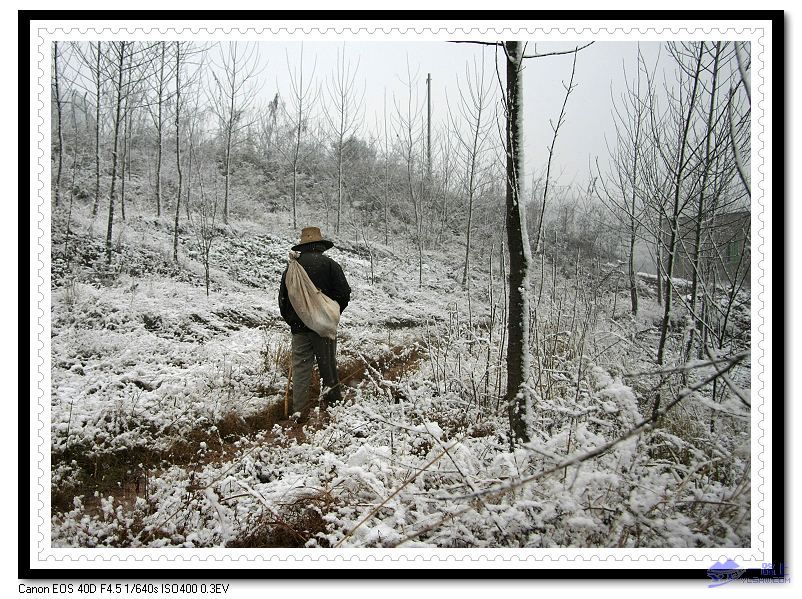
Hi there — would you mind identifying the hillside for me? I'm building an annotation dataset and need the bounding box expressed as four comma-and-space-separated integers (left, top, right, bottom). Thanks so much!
49, 207, 751, 549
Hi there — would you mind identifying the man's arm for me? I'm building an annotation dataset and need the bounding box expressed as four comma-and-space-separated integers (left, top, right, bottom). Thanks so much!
329, 261, 351, 314
278, 269, 291, 323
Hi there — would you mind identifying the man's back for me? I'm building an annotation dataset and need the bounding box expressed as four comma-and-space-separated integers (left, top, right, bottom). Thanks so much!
279, 248, 351, 334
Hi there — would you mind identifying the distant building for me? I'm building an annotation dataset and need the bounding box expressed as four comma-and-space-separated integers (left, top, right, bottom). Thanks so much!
672, 210, 750, 285
633, 210, 750, 287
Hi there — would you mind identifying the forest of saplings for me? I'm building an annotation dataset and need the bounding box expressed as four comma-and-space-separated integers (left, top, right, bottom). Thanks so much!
50, 39, 751, 451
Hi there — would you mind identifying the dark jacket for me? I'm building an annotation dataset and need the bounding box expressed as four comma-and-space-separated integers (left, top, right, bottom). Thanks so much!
278, 246, 351, 335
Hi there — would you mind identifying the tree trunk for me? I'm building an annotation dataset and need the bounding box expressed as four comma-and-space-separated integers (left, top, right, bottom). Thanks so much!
336, 131, 343, 234
654, 44, 705, 417
685, 42, 721, 364
92, 42, 101, 217
656, 213, 663, 305
106, 42, 126, 264
53, 42, 64, 208
173, 42, 183, 263
656, 44, 704, 367
291, 53, 303, 231
120, 62, 132, 222
223, 93, 234, 225
462, 103, 483, 287
628, 225, 638, 315
185, 128, 193, 220
628, 65, 642, 316
503, 41, 531, 444
155, 42, 165, 217
383, 90, 390, 246
65, 94, 79, 257
426, 73, 432, 180
292, 159, 298, 229
291, 111, 300, 230
120, 116, 127, 221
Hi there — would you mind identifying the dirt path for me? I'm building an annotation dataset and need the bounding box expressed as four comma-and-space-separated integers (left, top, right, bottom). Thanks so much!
52, 343, 424, 522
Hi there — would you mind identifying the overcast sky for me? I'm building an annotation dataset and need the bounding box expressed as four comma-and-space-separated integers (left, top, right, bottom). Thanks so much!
236, 40, 665, 192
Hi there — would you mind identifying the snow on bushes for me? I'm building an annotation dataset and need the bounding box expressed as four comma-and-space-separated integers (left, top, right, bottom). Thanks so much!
50, 209, 750, 549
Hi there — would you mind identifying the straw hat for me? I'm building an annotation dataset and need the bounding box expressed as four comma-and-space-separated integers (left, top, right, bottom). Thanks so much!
292, 226, 334, 251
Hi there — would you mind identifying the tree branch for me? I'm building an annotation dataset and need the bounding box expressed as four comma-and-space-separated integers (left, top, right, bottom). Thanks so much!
522, 41, 595, 59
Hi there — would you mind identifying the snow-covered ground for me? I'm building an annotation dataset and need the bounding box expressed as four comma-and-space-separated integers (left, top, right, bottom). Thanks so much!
49, 208, 751, 548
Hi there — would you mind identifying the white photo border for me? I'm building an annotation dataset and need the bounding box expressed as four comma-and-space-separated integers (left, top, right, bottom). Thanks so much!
29, 13, 774, 572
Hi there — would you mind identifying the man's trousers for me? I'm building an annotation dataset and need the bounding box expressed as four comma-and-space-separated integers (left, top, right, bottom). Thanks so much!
290, 331, 343, 414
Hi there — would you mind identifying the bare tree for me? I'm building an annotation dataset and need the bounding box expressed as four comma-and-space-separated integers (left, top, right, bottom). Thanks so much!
119, 55, 135, 221
500, 41, 531, 442
393, 58, 426, 287
322, 43, 365, 235
257, 92, 281, 168
451, 39, 593, 443
207, 42, 263, 225
433, 119, 458, 244
184, 78, 208, 222
71, 42, 105, 216
102, 41, 155, 262
64, 91, 82, 257
145, 41, 174, 218
173, 41, 186, 262
381, 88, 392, 246
449, 51, 495, 287
652, 42, 705, 378
533, 53, 578, 255
682, 42, 725, 364
189, 136, 219, 297
280, 43, 319, 230
171, 42, 206, 263
729, 41, 751, 197
91, 43, 104, 218
595, 46, 652, 316
52, 42, 65, 208
103, 41, 128, 264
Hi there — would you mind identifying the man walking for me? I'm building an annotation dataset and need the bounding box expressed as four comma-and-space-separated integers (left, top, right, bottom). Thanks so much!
278, 227, 351, 418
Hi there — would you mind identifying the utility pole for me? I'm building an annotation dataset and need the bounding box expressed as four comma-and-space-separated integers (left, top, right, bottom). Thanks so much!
426, 72, 432, 178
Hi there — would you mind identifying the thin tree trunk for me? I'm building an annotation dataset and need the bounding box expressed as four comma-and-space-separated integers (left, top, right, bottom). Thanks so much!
53, 42, 64, 208
92, 42, 102, 217
120, 62, 132, 222
106, 42, 126, 264
155, 41, 165, 217
292, 161, 298, 229
336, 133, 343, 235
685, 42, 721, 364
628, 225, 638, 314
656, 213, 664, 305
223, 64, 235, 225
291, 52, 303, 230
383, 89, 390, 246
426, 73, 432, 179
628, 63, 643, 316
185, 127, 193, 220
120, 116, 127, 221
462, 104, 482, 287
534, 54, 576, 254
173, 42, 183, 263
654, 44, 705, 416
65, 94, 79, 257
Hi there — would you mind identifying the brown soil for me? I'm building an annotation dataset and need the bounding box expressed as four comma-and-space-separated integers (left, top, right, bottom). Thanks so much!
51, 343, 424, 538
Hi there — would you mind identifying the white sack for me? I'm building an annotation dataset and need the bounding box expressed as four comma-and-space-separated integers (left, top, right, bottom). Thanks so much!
285, 251, 340, 340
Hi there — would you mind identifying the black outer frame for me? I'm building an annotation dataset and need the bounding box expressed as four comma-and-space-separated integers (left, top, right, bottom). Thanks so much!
19, 8, 784, 581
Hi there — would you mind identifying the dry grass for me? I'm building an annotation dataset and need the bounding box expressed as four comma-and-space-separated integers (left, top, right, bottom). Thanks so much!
51, 342, 425, 547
